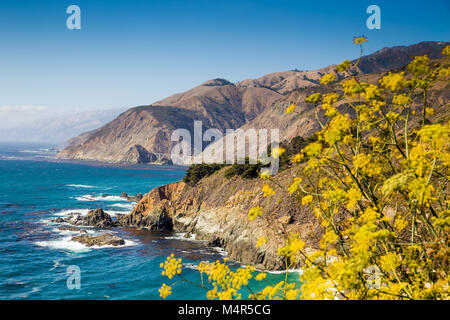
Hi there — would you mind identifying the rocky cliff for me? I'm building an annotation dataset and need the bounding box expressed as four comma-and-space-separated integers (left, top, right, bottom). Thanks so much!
120, 167, 322, 270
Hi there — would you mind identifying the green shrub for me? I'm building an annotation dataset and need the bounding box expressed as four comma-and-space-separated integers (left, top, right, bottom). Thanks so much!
183, 163, 226, 186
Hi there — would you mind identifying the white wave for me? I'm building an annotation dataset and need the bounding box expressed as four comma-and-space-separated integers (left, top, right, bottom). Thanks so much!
66, 184, 95, 188
18, 150, 41, 153
258, 268, 303, 275
35, 236, 137, 252
53, 209, 91, 217
111, 203, 134, 209
74, 195, 126, 202
35, 237, 91, 252
51, 227, 92, 236
183, 263, 199, 270
104, 210, 129, 217
90, 239, 137, 249
164, 232, 203, 242
51, 208, 127, 220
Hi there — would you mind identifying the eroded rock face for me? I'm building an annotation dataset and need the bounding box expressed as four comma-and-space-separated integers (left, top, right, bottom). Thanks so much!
71, 233, 125, 247
120, 170, 322, 271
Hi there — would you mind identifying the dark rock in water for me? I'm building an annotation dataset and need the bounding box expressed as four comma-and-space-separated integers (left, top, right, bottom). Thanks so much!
65, 212, 83, 225
64, 209, 116, 228
71, 233, 125, 247
52, 217, 65, 223
207, 237, 224, 247
120, 192, 143, 202
82, 209, 116, 228
114, 213, 128, 227
122, 207, 173, 231
57, 226, 87, 233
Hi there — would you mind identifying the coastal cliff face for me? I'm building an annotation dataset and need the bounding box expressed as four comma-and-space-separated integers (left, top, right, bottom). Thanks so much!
121, 168, 322, 270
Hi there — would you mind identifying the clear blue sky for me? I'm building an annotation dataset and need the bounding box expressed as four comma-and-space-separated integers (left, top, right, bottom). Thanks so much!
0, 0, 449, 112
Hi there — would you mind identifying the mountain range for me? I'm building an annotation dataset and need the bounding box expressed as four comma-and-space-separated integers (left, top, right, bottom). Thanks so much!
57, 41, 448, 164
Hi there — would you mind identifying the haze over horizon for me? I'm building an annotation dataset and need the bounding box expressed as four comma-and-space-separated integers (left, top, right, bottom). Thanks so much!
0, 0, 449, 142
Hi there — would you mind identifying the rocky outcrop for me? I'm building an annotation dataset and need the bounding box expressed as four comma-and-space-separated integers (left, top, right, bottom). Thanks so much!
62, 209, 117, 228
122, 145, 156, 164
121, 182, 185, 230
120, 192, 143, 202
71, 233, 125, 247
121, 171, 322, 270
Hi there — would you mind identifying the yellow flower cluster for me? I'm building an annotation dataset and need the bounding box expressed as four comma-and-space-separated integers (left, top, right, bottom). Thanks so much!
291, 153, 304, 163
288, 177, 303, 194
285, 104, 296, 114
301, 194, 313, 205
160, 254, 182, 279
443, 45, 450, 56
159, 283, 172, 299
277, 234, 305, 260
255, 272, 267, 281
353, 36, 368, 45
352, 153, 382, 177
248, 206, 263, 221
320, 73, 336, 85
407, 55, 430, 76
392, 94, 411, 108
336, 60, 351, 72
342, 78, 366, 97
256, 236, 267, 248
305, 92, 322, 105
271, 147, 286, 159
380, 72, 406, 91
262, 184, 275, 197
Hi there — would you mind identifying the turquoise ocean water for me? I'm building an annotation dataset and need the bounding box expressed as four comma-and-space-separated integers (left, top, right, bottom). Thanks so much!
0, 143, 299, 300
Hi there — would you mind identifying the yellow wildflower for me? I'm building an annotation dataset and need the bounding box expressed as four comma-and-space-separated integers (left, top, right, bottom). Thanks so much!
160, 254, 182, 279
292, 153, 304, 163
255, 273, 267, 281
380, 72, 406, 91
301, 194, 313, 206
285, 104, 296, 114
256, 236, 267, 248
288, 177, 303, 194
262, 184, 275, 197
272, 147, 286, 159
159, 283, 172, 299
353, 36, 368, 45
443, 45, 450, 56
320, 73, 336, 85
336, 60, 351, 72
248, 206, 263, 221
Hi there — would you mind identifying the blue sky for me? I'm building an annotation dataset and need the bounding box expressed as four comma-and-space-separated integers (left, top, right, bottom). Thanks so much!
0, 0, 449, 114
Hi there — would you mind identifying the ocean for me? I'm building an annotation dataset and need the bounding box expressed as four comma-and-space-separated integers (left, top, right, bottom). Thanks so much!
0, 143, 300, 300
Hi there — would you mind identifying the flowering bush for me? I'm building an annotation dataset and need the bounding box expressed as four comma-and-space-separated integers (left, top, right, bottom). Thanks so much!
159, 38, 449, 300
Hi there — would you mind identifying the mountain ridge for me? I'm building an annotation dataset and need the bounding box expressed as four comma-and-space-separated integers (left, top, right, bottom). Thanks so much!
57, 41, 448, 164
